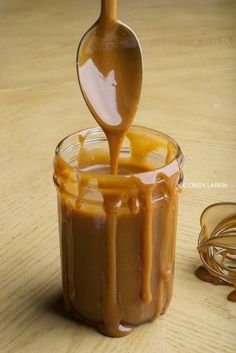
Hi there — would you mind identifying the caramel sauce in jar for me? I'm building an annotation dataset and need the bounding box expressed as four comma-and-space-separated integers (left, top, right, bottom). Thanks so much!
53, 125, 184, 336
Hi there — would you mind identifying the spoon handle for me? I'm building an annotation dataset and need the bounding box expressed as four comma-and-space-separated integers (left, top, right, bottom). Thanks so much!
100, 0, 117, 22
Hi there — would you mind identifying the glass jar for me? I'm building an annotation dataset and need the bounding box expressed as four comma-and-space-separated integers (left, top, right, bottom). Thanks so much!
53, 125, 184, 337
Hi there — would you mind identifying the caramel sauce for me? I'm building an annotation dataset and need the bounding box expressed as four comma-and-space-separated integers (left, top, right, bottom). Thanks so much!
54, 0, 182, 337
54, 128, 181, 336
195, 266, 232, 286
227, 289, 236, 302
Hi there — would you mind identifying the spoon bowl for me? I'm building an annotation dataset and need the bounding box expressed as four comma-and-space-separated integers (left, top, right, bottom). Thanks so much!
76, 18, 143, 133
76, 0, 143, 175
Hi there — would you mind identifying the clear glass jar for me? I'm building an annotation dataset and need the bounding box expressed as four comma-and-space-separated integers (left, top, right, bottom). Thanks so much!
53, 125, 184, 337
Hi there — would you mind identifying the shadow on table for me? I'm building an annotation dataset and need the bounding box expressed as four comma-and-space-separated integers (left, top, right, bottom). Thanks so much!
48, 295, 67, 316
47, 293, 98, 334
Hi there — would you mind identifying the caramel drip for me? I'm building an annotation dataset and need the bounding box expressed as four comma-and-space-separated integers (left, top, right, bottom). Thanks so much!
100, 0, 117, 22
67, 204, 76, 306
106, 131, 125, 175
228, 287, 236, 302
154, 173, 179, 318
162, 179, 179, 315
99, 194, 132, 336
77, 134, 87, 169
127, 191, 140, 215
126, 128, 163, 165
195, 266, 232, 285
101, 196, 119, 335
126, 131, 179, 310
138, 186, 154, 304
195, 266, 236, 302
58, 198, 73, 313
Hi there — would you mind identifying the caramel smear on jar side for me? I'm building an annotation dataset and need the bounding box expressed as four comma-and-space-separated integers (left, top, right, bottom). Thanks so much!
196, 203, 236, 302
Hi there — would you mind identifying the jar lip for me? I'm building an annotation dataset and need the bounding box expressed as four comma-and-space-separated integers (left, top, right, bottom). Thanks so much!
55, 125, 184, 179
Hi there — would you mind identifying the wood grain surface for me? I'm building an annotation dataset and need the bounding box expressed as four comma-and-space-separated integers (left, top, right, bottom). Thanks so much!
0, 0, 236, 352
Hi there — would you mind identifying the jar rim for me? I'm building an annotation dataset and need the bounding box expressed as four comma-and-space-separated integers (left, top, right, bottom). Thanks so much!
54, 125, 184, 180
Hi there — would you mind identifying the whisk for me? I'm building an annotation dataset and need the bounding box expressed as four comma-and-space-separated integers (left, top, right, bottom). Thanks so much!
197, 202, 236, 302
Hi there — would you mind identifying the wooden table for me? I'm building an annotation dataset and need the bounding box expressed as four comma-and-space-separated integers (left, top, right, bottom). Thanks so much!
1, 0, 235, 352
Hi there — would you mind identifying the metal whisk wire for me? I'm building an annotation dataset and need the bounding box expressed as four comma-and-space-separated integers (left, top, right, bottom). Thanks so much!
198, 207, 236, 286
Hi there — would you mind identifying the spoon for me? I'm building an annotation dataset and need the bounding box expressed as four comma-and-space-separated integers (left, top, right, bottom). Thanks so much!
76, 0, 143, 174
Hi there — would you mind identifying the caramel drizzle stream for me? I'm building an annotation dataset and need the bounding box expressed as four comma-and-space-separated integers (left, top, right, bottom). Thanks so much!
154, 173, 179, 317
100, 195, 120, 334
139, 187, 154, 304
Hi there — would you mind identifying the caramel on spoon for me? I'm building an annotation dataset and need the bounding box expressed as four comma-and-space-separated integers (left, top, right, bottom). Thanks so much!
76, 0, 143, 174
